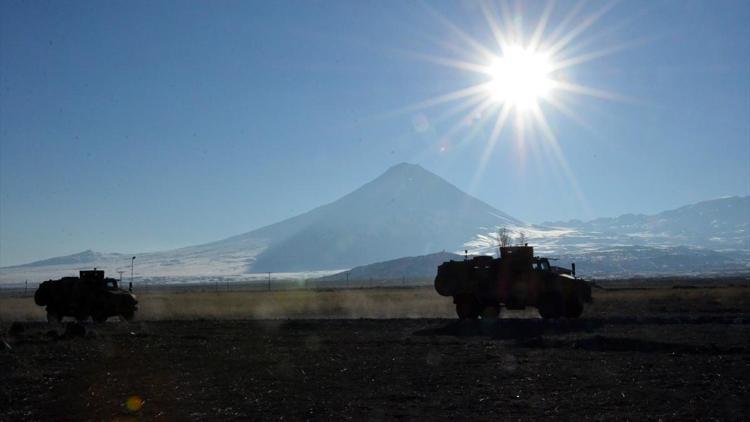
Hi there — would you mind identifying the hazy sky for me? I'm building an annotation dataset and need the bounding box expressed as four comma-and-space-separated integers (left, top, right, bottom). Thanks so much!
1, 0, 749, 266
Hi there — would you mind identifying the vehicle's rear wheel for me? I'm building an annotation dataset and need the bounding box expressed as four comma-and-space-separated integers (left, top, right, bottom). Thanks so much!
538, 293, 563, 319
480, 305, 500, 319
564, 296, 584, 318
46, 308, 62, 323
456, 301, 480, 320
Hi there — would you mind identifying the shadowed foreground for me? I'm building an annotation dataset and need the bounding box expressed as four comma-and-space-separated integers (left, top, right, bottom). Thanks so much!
1, 286, 749, 420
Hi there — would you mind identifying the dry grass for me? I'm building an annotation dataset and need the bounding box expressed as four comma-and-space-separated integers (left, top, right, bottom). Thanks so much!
0, 287, 455, 321
0, 295, 44, 321
136, 287, 458, 319
588, 286, 750, 316
1, 285, 748, 322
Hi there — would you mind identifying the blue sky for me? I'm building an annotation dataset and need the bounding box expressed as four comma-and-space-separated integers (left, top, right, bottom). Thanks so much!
1, 0, 749, 266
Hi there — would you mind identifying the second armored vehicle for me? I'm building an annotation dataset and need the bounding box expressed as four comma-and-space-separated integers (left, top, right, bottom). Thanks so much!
34, 269, 138, 323
435, 246, 592, 319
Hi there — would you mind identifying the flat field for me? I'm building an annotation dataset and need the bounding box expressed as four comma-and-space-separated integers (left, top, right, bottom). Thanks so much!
1, 282, 749, 420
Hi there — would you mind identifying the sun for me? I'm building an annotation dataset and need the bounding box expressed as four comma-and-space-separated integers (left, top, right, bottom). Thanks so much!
487, 46, 554, 110
396, 0, 626, 138
393, 0, 627, 197
390, 0, 630, 217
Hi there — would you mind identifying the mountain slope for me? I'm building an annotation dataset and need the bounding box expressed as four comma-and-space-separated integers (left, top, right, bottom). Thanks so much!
7, 250, 125, 268
244, 163, 519, 271
555, 246, 749, 277
317, 252, 461, 282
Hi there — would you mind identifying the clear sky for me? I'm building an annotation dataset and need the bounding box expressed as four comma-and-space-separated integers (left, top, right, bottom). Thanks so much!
1, 0, 749, 266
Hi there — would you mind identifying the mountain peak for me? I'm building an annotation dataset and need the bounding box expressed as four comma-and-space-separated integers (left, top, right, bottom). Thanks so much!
380, 162, 429, 178
244, 162, 520, 271
386, 162, 424, 171
368, 162, 452, 191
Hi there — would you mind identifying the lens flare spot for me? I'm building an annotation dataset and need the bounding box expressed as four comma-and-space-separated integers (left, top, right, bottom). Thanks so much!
125, 395, 144, 412
412, 113, 430, 133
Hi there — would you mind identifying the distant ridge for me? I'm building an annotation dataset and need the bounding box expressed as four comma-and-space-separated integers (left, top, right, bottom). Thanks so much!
555, 245, 749, 277
539, 195, 750, 251
317, 251, 461, 282
7, 250, 124, 268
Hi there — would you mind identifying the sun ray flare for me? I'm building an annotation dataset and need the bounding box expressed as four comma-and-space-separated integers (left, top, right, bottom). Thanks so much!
380, 0, 636, 210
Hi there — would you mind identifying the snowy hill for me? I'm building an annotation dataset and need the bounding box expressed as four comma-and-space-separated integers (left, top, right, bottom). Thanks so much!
541, 196, 749, 251
555, 246, 748, 278
462, 196, 749, 277
467, 196, 749, 256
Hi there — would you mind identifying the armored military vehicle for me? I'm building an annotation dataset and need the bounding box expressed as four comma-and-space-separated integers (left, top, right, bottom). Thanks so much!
34, 269, 138, 323
435, 246, 592, 319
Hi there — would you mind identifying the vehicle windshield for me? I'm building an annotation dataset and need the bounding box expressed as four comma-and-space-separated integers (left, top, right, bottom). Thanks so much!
533, 260, 550, 272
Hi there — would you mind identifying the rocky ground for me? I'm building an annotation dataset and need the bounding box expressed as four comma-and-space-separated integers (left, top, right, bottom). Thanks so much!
1, 285, 749, 421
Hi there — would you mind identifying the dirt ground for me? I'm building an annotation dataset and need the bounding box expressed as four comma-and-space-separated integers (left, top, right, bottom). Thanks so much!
1, 285, 749, 421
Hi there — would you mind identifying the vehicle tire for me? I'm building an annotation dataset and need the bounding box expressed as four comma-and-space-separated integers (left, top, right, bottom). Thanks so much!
538, 293, 563, 319
46, 308, 62, 323
564, 295, 584, 318
480, 305, 500, 319
434, 274, 455, 297
64, 322, 86, 338
456, 301, 480, 320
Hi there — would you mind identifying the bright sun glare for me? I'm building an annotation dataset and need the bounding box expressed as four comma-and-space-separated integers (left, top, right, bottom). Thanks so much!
397, 0, 627, 213
401, 0, 624, 143
487, 46, 553, 109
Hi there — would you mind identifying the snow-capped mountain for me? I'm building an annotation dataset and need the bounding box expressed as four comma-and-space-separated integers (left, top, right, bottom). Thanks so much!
465, 196, 749, 257
246, 163, 519, 271
553, 246, 748, 277
1, 164, 747, 285
542, 196, 749, 251
0, 163, 519, 283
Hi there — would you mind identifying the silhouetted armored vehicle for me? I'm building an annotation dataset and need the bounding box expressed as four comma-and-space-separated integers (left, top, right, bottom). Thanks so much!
34, 269, 138, 323
435, 246, 592, 319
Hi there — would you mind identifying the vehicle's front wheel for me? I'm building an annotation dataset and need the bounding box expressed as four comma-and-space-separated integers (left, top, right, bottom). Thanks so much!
481, 305, 500, 319
538, 293, 563, 319
564, 296, 584, 318
46, 308, 62, 323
